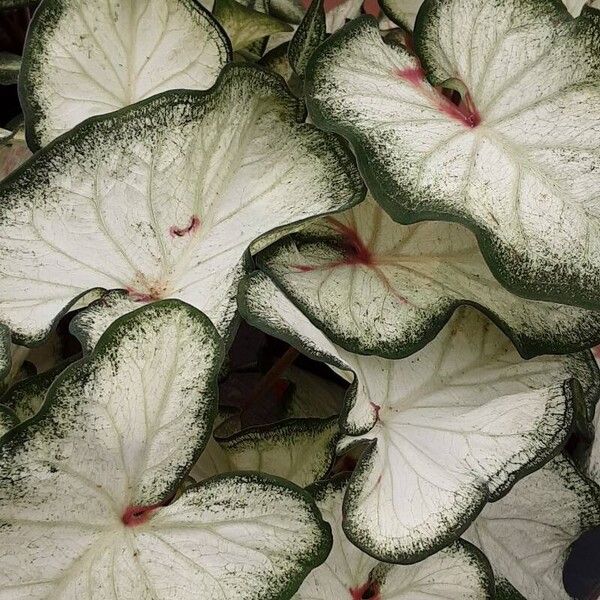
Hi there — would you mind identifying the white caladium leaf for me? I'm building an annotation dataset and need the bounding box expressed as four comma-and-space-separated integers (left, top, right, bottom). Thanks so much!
326, 0, 363, 33
0, 64, 364, 346
464, 455, 600, 600
21, 0, 231, 148
191, 416, 339, 486
239, 271, 593, 562
0, 300, 332, 599
305, 4, 600, 310
380, 0, 423, 29
258, 196, 600, 358
0, 405, 17, 438
296, 476, 494, 599
562, 0, 600, 17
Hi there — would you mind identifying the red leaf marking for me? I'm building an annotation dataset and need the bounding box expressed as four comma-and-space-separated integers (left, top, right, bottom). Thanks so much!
291, 218, 408, 304
394, 66, 481, 128
170, 215, 201, 238
122, 503, 162, 527
369, 401, 381, 422
125, 287, 160, 303
350, 581, 381, 600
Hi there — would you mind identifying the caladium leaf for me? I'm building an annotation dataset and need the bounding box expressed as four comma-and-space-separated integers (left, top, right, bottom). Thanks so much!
296, 476, 494, 599
0, 52, 20, 85
239, 271, 593, 562
21, 0, 232, 148
0, 300, 332, 599
190, 416, 339, 486
464, 455, 600, 600
380, 0, 423, 29
288, 0, 326, 77
0, 360, 71, 422
563, 0, 600, 17
257, 195, 600, 358
0, 405, 17, 438
213, 0, 292, 52
305, 5, 600, 310
0, 64, 364, 346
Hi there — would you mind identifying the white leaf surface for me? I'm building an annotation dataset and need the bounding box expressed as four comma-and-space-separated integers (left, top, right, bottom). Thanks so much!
0, 64, 363, 345
295, 477, 493, 599
464, 455, 600, 600
258, 195, 600, 358
240, 271, 591, 562
190, 416, 339, 486
21, 0, 231, 148
0, 301, 331, 599
305, 4, 600, 310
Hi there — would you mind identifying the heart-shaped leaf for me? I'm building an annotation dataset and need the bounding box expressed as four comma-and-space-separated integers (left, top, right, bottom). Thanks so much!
190, 416, 339, 486
464, 455, 600, 600
0, 300, 331, 599
296, 476, 494, 599
305, 4, 600, 310
257, 195, 600, 358
0, 64, 364, 346
21, 0, 232, 148
239, 271, 595, 562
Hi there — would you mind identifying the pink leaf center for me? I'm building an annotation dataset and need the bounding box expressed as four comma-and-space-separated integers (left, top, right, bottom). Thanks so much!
121, 504, 161, 527
394, 66, 481, 128
350, 581, 381, 600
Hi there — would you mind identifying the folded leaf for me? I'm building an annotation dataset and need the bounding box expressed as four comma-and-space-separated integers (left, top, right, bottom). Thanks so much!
0, 64, 364, 345
190, 416, 339, 486
305, 5, 600, 310
21, 0, 232, 148
296, 476, 494, 599
240, 271, 593, 562
213, 0, 292, 51
258, 195, 600, 358
288, 0, 326, 77
0, 301, 331, 599
464, 455, 600, 600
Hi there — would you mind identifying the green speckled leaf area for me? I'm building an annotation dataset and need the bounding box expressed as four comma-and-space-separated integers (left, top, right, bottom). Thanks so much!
21, 0, 231, 148
239, 271, 595, 563
0, 63, 364, 346
257, 195, 600, 358
465, 455, 600, 600
0, 301, 331, 599
305, 1, 600, 311
0, 405, 17, 438
295, 477, 494, 599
